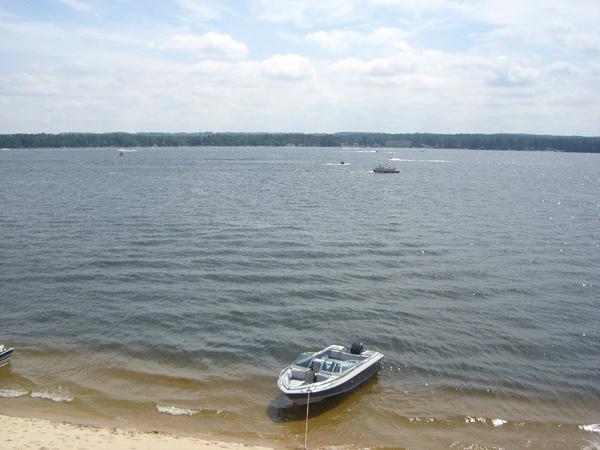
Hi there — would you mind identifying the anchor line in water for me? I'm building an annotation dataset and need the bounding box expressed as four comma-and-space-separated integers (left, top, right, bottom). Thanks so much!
304, 389, 311, 450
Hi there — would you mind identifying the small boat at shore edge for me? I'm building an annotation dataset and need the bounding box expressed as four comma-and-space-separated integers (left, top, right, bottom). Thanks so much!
0, 344, 14, 368
277, 342, 383, 405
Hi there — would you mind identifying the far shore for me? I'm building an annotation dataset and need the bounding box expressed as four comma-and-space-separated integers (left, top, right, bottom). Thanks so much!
0, 414, 276, 450
1, 131, 598, 152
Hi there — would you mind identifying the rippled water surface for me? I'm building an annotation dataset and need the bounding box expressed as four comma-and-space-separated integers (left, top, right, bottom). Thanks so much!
1, 146, 599, 448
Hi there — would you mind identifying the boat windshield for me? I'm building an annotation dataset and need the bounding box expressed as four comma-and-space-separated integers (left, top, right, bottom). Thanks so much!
336, 360, 358, 373
293, 352, 314, 368
320, 360, 336, 373
320, 359, 358, 374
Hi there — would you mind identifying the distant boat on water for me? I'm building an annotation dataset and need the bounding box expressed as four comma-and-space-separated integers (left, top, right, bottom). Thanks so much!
373, 164, 399, 173
118, 148, 138, 155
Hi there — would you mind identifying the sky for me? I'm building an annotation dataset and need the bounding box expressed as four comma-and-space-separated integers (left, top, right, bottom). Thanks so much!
0, 0, 599, 135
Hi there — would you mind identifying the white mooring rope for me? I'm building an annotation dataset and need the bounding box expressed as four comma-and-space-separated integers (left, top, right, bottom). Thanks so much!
304, 389, 311, 450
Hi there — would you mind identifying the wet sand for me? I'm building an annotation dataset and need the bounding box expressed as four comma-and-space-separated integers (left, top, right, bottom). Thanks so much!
0, 414, 274, 450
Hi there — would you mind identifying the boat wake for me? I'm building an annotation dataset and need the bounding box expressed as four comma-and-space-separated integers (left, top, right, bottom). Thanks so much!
389, 158, 452, 163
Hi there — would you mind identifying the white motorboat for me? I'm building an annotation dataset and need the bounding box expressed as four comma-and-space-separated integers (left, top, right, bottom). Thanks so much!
0, 344, 14, 368
277, 342, 383, 405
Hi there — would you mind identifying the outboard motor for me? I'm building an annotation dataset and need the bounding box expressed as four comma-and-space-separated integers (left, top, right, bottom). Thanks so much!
350, 341, 364, 355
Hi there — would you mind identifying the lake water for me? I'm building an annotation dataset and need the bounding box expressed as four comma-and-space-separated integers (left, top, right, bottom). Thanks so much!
0, 146, 599, 449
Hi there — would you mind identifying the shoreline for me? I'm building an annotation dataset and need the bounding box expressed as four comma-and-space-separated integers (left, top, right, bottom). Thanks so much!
0, 414, 276, 450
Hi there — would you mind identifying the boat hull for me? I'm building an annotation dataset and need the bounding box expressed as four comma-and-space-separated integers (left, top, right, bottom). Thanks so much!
0, 348, 14, 368
283, 358, 382, 405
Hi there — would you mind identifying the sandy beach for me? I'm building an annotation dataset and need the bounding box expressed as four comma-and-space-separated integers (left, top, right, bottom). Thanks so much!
0, 415, 274, 450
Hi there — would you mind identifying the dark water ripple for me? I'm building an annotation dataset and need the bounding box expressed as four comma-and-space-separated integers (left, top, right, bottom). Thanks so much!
1, 147, 599, 446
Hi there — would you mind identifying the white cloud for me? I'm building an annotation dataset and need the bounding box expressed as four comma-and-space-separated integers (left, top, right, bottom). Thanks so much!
192, 53, 313, 81
260, 53, 313, 80
367, 27, 412, 51
305, 28, 412, 53
305, 30, 361, 52
458, 0, 599, 28
177, 0, 222, 20
253, 0, 357, 27
328, 55, 415, 80
77, 28, 149, 47
192, 60, 232, 76
551, 28, 600, 53
488, 63, 541, 87
1, 0, 599, 135
367, 0, 453, 11
55, 0, 94, 13
160, 32, 248, 59
547, 61, 577, 77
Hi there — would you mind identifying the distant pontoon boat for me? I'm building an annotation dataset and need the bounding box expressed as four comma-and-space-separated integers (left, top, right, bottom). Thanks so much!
373, 164, 399, 173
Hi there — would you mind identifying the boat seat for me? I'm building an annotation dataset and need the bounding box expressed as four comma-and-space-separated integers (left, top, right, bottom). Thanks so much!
311, 358, 323, 371
330, 350, 357, 361
291, 367, 308, 380
329, 349, 342, 360
315, 373, 330, 382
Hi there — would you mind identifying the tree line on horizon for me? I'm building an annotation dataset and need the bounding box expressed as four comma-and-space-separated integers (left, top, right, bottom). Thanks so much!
0, 132, 598, 152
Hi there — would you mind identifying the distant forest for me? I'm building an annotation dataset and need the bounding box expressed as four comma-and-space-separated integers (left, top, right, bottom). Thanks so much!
1, 132, 599, 152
